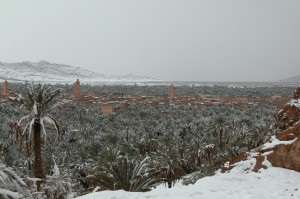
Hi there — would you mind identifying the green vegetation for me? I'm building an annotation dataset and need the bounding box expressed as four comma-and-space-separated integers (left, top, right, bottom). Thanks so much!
0, 83, 284, 197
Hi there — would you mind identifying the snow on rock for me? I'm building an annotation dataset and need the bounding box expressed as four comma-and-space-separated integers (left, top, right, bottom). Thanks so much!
277, 87, 300, 129
260, 136, 297, 150
262, 156, 273, 168
287, 99, 300, 109
229, 152, 258, 173
293, 87, 300, 99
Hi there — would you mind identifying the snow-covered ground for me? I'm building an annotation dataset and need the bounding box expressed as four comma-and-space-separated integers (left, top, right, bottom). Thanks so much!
77, 167, 300, 199
77, 157, 300, 199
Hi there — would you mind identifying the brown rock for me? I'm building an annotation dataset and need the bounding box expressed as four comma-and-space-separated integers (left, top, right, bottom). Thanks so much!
267, 139, 300, 171
293, 87, 300, 99
276, 122, 300, 141
253, 156, 267, 172
278, 87, 300, 129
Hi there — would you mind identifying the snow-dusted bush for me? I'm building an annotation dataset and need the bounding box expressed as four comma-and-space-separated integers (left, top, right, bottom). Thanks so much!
42, 159, 73, 199
94, 156, 162, 192
0, 162, 32, 199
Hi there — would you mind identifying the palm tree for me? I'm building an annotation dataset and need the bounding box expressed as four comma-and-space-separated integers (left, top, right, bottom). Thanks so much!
10, 83, 61, 180
211, 116, 228, 150
95, 156, 162, 192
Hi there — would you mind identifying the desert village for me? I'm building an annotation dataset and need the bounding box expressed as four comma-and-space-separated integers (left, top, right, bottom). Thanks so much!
0, 79, 290, 115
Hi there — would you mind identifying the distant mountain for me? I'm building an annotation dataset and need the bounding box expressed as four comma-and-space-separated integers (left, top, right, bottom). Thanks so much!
0, 61, 159, 84
279, 75, 300, 82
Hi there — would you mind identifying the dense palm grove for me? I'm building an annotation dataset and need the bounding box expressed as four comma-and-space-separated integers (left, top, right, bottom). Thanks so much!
0, 82, 293, 198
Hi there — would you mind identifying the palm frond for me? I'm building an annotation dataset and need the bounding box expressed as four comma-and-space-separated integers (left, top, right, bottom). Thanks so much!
42, 115, 60, 140
40, 118, 47, 146
21, 118, 33, 136
95, 156, 162, 192
0, 163, 32, 198
17, 115, 32, 126
49, 99, 69, 111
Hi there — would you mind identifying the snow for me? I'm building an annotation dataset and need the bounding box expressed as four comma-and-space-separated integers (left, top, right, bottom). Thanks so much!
260, 136, 297, 150
77, 128, 300, 199
76, 149, 300, 199
76, 167, 300, 199
0, 188, 20, 199
230, 152, 258, 173
205, 144, 215, 149
287, 99, 300, 108
262, 157, 273, 168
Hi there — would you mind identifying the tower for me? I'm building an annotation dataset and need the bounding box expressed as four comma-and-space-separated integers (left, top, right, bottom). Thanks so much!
169, 84, 175, 98
75, 79, 80, 98
3, 80, 9, 95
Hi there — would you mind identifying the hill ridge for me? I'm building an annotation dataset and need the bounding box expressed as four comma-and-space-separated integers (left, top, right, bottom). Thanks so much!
0, 60, 159, 83
279, 74, 300, 82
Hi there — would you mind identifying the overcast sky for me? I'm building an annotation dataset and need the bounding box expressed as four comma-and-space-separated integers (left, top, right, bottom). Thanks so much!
0, 0, 299, 82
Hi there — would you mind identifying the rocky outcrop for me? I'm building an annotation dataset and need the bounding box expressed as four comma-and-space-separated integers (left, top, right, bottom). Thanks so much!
276, 121, 300, 141
222, 86, 300, 173
268, 139, 300, 171
293, 87, 300, 99
277, 87, 300, 129
221, 136, 299, 173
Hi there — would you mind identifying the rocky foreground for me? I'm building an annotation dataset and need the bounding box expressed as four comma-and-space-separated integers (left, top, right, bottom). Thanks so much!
222, 87, 300, 173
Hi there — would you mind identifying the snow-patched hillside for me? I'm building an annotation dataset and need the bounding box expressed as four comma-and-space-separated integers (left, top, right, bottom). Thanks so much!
0, 61, 159, 84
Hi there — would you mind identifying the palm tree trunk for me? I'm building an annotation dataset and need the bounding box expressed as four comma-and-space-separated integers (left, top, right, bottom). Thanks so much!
33, 119, 44, 180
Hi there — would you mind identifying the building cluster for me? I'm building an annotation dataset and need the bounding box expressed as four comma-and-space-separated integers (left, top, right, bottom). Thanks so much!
0, 79, 290, 115
71, 79, 289, 115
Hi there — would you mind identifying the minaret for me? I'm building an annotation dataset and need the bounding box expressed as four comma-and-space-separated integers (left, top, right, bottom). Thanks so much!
75, 79, 80, 98
3, 80, 9, 95
169, 84, 175, 98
